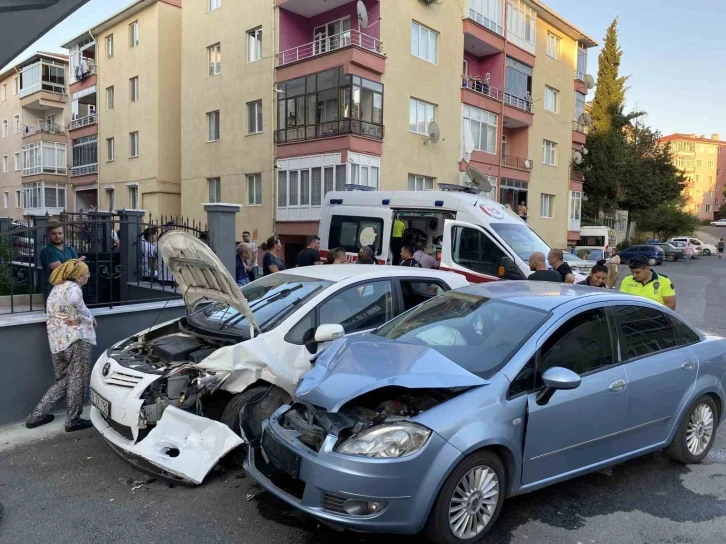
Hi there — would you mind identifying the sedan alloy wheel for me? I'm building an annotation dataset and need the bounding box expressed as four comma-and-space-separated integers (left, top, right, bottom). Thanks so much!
686, 403, 715, 457
448, 466, 500, 539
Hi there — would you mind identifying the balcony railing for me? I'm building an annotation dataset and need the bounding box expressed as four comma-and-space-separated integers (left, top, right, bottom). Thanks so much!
71, 61, 97, 83
574, 69, 586, 82
278, 29, 382, 66
501, 155, 533, 171
68, 114, 97, 131
23, 122, 66, 137
462, 76, 503, 101
571, 170, 585, 182
572, 121, 589, 134
71, 163, 98, 177
19, 84, 66, 99
275, 120, 384, 144
23, 164, 67, 176
503, 93, 533, 113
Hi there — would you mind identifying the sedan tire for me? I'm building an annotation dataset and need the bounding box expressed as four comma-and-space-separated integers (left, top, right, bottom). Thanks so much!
666, 395, 718, 464
425, 450, 506, 544
666, 255, 677, 262
703, 249, 712, 256
648, 258, 658, 266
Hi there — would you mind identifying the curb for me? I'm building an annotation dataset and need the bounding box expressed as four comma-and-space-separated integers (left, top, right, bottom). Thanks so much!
0, 407, 90, 454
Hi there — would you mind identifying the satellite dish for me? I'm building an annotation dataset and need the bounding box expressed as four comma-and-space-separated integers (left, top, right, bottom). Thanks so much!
466, 166, 493, 193
578, 112, 592, 126
357, 1, 368, 29
584, 74, 595, 89
572, 151, 583, 165
582, 146, 589, 155
423, 121, 441, 145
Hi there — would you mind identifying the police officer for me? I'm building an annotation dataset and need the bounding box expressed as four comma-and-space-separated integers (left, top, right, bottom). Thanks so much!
619, 255, 676, 310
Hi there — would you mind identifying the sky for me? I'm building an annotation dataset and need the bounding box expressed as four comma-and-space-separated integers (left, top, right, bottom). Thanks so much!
4, 0, 724, 138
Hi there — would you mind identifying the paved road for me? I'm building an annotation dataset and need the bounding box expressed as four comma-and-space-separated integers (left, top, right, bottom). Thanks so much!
1, 255, 726, 544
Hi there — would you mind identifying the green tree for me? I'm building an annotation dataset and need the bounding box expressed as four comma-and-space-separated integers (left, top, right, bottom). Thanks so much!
637, 203, 699, 242
590, 19, 628, 133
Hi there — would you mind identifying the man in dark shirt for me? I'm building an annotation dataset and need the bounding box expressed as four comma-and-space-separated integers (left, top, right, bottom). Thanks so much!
527, 251, 562, 282
547, 248, 575, 283
40, 223, 83, 300
297, 236, 322, 267
399, 245, 422, 268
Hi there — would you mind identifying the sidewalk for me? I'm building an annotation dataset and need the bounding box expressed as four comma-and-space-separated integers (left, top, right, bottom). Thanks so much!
0, 406, 90, 454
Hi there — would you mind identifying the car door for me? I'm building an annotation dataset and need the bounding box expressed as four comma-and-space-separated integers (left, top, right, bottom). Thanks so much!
611, 304, 700, 450
522, 305, 628, 486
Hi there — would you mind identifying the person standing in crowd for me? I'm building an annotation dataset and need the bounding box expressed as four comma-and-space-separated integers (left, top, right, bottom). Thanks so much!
357, 246, 375, 264
718, 238, 725, 259
684, 241, 695, 263
399, 245, 421, 267
235, 243, 253, 286
527, 251, 562, 282
413, 242, 439, 269
262, 236, 285, 276
606, 248, 621, 289
366, 245, 381, 264
139, 227, 159, 281
518, 201, 527, 219
620, 255, 676, 310
40, 224, 83, 301
297, 236, 323, 267
326, 247, 347, 265
578, 260, 609, 287
547, 248, 575, 283
391, 217, 405, 265
26, 259, 96, 432
242, 231, 259, 280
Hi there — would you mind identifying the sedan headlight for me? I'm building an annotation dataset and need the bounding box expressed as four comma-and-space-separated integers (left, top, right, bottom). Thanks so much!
336, 423, 432, 458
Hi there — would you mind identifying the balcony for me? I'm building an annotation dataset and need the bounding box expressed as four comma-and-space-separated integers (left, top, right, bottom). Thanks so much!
71, 61, 96, 84
23, 122, 65, 138
68, 114, 97, 131
501, 155, 532, 171
574, 69, 586, 82
571, 170, 585, 182
279, 30, 382, 66
462, 76, 502, 102
276, 120, 384, 144
503, 93, 532, 113
71, 164, 98, 177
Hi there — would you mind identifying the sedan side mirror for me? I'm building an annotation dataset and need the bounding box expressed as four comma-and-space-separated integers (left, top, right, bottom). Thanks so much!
314, 323, 345, 343
536, 367, 582, 406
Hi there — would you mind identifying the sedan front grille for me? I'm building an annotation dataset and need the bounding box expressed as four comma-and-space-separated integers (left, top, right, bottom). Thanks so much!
102, 413, 134, 441
107, 370, 143, 388
322, 492, 348, 515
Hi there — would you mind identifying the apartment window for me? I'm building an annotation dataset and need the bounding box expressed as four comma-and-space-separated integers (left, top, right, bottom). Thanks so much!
569, 191, 582, 230
507, 0, 536, 54
541, 194, 555, 218
14, 152, 20, 171
543, 140, 557, 166
106, 86, 114, 110
706, 190, 713, 198
2, 155, 7, 173
577, 43, 588, 80
696, 160, 702, 167
350, 153, 381, 189
544, 86, 559, 113
106, 188, 115, 212
208, 43, 221, 76
1, 84, 5, 101
208, 0, 221, 11
15, 189, 21, 208
706, 204, 712, 213
409, 98, 436, 135
22, 181, 65, 210
3, 192, 8, 209
106, 35, 114, 58
709, 175, 714, 183
107, 137, 115, 161
72, 135, 97, 171
129, 132, 139, 157
247, 27, 262, 62
129, 21, 139, 48
574, 91, 586, 121
696, 174, 702, 182
468, 0, 504, 35
505, 57, 533, 109
247, 173, 262, 205
408, 174, 435, 191
128, 185, 138, 209
411, 21, 438, 64
207, 110, 220, 142
708, 161, 715, 168
208, 177, 221, 203
22, 141, 66, 176
546, 32, 561, 60
247, 100, 263, 134
13, 114, 20, 134
462, 104, 498, 154
129, 77, 139, 102
1, 120, 7, 138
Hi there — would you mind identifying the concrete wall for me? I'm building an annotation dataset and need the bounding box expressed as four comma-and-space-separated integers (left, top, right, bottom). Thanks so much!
0, 300, 185, 426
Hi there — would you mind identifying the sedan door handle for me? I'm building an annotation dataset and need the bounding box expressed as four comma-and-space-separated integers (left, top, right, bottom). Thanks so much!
681, 360, 696, 371
608, 379, 626, 393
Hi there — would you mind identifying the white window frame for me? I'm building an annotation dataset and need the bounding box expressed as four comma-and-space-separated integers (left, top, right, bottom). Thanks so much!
542, 139, 557, 166
408, 174, 435, 191
2, 155, 7, 173
14, 152, 20, 171
706, 204, 712, 213
207, 110, 220, 142
106, 35, 114, 58
507, 0, 537, 54
541, 193, 555, 218
546, 32, 561, 60
129, 77, 139, 102
1, 119, 7, 138
208, 43, 221, 76
411, 21, 439, 64
13, 76, 19, 95
247, 173, 262, 205
1, 83, 5, 101
462, 104, 498, 154
13, 114, 20, 134
208, 177, 221, 203
569, 190, 582, 230
129, 132, 139, 157
106, 187, 115, 212
409, 98, 436, 136
208, 0, 221, 11
129, 21, 139, 48
106, 86, 114, 110
3, 191, 9, 209
544, 86, 559, 113
107, 137, 115, 162
247, 27, 262, 63
15, 189, 22, 208
22, 141, 66, 176
247, 100, 263, 134
128, 185, 138, 209
468, 0, 505, 36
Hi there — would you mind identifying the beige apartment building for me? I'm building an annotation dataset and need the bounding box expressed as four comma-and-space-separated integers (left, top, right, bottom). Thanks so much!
0, 66, 23, 219
63, 0, 182, 218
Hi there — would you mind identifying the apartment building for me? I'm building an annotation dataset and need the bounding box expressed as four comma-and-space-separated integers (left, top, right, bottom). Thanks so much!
63, 0, 182, 217
660, 133, 726, 222
0, 66, 23, 218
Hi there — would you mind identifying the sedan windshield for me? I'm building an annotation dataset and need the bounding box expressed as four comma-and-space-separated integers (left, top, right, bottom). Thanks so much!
489, 223, 550, 263
374, 291, 549, 378
575, 248, 606, 261
190, 274, 333, 335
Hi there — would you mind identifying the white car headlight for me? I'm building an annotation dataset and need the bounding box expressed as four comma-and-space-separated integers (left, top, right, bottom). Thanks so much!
336, 423, 432, 458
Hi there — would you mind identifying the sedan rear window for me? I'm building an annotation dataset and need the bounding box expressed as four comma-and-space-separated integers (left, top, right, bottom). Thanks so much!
374, 292, 549, 378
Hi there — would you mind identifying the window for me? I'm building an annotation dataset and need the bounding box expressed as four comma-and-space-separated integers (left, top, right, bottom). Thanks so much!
507, 0, 536, 54
208, 177, 221, 203
106, 35, 114, 58
544, 86, 559, 113
247, 27, 262, 62
14, 152, 20, 171
408, 174, 435, 191
129, 131, 139, 157
21, 181, 65, 210
540, 193, 555, 218
462, 104, 498, 154
3, 192, 8, 209
709, 161, 715, 168
320, 281, 394, 335
706, 204, 712, 213
19, 58, 65, 96
15, 189, 21, 208
106, 188, 115, 212
2, 155, 7, 173
13, 114, 20, 133
106, 86, 114, 110
22, 141, 66, 175
128, 185, 138, 209
277, 159, 350, 209
208, 43, 221, 76
208, 0, 221, 10
569, 190, 582, 230
574, 91, 586, 121
13, 76, 19, 95
706, 190, 713, 198
708, 175, 714, 183
546, 32, 561, 60
401, 280, 447, 312
576, 43, 588, 80
129, 21, 139, 48
468, 0, 504, 35
207, 110, 220, 141
247, 100, 262, 134
72, 135, 97, 169
539, 309, 614, 381
451, 225, 507, 277
107, 137, 115, 161
409, 98, 436, 135
129, 77, 139, 102
668, 315, 700, 347
614, 305, 675, 359
505, 57, 533, 109
411, 21, 438, 64
350, 153, 380, 189
329, 215, 384, 255
247, 173, 262, 205
1, 120, 7, 138
542, 140, 557, 166
1, 83, 5, 101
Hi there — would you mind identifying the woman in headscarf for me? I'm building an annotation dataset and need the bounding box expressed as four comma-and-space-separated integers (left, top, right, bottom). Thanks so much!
26, 259, 97, 432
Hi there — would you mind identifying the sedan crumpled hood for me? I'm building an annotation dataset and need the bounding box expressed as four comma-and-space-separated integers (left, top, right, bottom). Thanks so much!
295, 333, 487, 412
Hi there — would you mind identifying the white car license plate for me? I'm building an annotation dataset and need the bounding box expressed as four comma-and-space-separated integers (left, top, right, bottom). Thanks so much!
90, 388, 111, 419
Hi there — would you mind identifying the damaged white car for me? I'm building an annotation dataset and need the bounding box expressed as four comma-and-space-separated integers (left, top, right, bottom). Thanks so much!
89, 231, 468, 484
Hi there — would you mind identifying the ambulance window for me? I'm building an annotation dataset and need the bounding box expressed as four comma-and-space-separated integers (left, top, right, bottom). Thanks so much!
329, 215, 383, 255
451, 226, 506, 277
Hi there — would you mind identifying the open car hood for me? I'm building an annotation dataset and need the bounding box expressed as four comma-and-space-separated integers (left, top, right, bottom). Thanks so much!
295, 334, 487, 412
158, 231, 258, 330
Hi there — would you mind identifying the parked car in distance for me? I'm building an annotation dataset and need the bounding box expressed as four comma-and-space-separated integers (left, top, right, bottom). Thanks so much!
8, 222, 34, 262
669, 240, 702, 257
648, 242, 685, 262
247, 283, 723, 543
710, 219, 726, 227
618, 245, 664, 266
562, 252, 591, 276
573, 247, 609, 266
670, 237, 717, 256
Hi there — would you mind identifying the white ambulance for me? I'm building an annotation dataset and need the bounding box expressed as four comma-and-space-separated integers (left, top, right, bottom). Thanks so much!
318, 184, 568, 283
